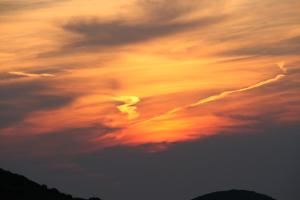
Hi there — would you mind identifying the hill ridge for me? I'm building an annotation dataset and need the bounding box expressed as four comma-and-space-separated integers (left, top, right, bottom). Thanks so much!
192, 189, 276, 200
0, 168, 101, 200
1, 168, 276, 200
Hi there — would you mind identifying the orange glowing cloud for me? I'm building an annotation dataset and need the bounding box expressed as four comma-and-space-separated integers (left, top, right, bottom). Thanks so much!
97, 115, 239, 147
0, 0, 300, 153
94, 63, 292, 147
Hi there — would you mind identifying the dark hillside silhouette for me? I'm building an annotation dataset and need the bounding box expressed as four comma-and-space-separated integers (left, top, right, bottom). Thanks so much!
191, 189, 276, 200
0, 168, 101, 200
0, 168, 277, 200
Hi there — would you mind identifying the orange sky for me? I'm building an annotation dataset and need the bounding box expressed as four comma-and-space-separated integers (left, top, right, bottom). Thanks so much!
0, 0, 300, 152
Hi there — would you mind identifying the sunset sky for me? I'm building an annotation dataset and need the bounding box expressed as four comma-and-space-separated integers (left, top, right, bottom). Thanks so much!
0, 0, 300, 200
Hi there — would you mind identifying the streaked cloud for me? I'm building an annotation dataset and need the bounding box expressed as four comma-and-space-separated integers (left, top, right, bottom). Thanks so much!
95, 63, 300, 146
8, 71, 55, 78
0, 79, 76, 129
136, 63, 288, 124
0, 0, 68, 15
187, 63, 287, 108
58, 0, 224, 53
221, 35, 300, 56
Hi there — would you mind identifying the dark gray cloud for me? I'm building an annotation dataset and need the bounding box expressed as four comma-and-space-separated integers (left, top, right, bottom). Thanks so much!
221, 35, 300, 56
0, 79, 76, 128
53, 0, 224, 54
62, 17, 220, 48
0, 124, 120, 157
138, 0, 202, 22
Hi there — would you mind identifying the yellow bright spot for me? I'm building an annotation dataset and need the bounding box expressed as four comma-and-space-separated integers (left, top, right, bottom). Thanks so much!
277, 61, 287, 73
113, 96, 140, 120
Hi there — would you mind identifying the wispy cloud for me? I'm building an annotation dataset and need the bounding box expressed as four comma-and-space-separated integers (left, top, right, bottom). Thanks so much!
186, 64, 287, 108
221, 36, 300, 56
56, 0, 224, 54
0, 79, 75, 129
8, 71, 55, 78
113, 96, 140, 120
138, 63, 288, 124
94, 63, 289, 146
0, 0, 68, 15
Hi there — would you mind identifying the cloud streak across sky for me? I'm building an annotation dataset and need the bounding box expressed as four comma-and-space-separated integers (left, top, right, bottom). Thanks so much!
8, 71, 55, 78
168, 63, 287, 115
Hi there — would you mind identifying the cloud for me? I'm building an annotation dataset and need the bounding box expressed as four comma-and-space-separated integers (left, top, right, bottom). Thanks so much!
0, 79, 76, 129
8, 71, 55, 78
221, 35, 300, 56
0, 0, 67, 15
93, 63, 300, 147
0, 124, 121, 157
0, 63, 79, 81
55, 0, 224, 54
187, 64, 286, 108
113, 96, 140, 120
61, 17, 221, 50
141, 63, 288, 123
137, 0, 200, 21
